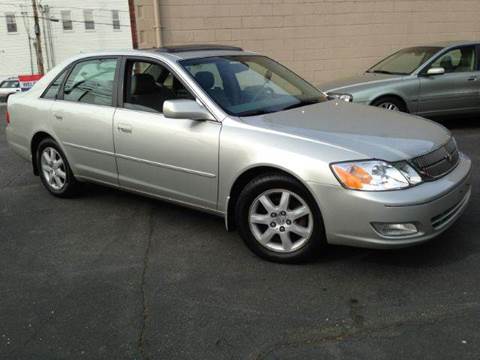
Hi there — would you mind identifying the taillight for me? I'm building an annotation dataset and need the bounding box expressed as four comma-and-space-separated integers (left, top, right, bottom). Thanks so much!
5, 111, 10, 126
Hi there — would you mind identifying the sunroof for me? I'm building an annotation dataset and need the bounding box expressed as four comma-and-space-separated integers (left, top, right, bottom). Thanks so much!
148, 44, 243, 53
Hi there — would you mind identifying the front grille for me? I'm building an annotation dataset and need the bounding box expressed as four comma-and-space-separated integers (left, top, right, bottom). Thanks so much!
411, 137, 459, 180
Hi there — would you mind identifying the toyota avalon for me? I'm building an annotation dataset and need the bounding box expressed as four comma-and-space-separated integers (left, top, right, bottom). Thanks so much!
5, 45, 472, 262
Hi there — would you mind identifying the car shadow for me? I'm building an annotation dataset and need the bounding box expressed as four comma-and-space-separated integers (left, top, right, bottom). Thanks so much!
317, 220, 478, 269
431, 114, 480, 130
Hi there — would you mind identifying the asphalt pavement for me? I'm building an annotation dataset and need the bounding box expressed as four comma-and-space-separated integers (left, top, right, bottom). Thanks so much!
1, 105, 479, 360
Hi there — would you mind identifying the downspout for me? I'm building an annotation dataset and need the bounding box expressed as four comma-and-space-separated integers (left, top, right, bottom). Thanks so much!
153, 0, 162, 47
128, 0, 138, 48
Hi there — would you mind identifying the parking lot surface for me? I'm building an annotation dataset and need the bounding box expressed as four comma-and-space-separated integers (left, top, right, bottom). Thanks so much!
1, 106, 479, 359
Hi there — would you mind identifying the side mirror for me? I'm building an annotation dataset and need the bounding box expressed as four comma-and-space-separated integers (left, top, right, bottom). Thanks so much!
163, 99, 215, 121
426, 67, 445, 76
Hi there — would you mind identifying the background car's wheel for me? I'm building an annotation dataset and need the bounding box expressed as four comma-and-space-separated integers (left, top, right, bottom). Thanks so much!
372, 96, 407, 112
235, 173, 326, 263
36, 138, 79, 197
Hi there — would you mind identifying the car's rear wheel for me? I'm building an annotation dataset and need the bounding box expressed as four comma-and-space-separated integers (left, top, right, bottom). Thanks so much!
36, 138, 78, 197
235, 174, 326, 263
372, 96, 407, 112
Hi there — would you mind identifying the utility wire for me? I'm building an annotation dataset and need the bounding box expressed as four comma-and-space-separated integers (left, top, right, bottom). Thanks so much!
0, 1, 129, 12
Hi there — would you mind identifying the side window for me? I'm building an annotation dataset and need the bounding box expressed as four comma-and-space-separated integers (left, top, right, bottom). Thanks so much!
430, 47, 476, 73
124, 60, 194, 113
63, 58, 118, 106
42, 71, 68, 100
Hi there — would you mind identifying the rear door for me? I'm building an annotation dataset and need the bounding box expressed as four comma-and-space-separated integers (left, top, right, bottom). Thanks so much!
112, 57, 221, 209
50, 57, 120, 184
418, 46, 480, 115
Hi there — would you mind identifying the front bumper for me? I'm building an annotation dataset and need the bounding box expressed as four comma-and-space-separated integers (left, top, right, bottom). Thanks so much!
308, 152, 472, 249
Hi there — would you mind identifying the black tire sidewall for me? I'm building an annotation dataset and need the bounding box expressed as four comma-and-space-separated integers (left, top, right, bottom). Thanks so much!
36, 138, 77, 197
235, 174, 326, 263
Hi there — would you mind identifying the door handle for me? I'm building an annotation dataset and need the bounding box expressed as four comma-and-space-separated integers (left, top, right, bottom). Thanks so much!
117, 123, 132, 134
468, 76, 477, 81
54, 114, 63, 120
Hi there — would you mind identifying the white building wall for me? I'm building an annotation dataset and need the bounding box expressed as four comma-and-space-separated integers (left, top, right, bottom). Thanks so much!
0, 0, 132, 81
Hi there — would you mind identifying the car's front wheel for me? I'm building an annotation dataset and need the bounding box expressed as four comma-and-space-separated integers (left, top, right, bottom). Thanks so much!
36, 138, 79, 197
372, 96, 407, 112
235, 174, 326, 263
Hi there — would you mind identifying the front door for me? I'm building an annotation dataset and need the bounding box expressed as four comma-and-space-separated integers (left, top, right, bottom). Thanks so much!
113, 58, 220, 209
418, 46, 480, 116
51, 57, 120, 184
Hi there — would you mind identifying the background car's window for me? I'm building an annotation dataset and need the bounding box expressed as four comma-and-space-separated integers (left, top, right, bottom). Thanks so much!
42, 71, 68, 100
368, 47, 440, 75
181, 55, 326, 116
430, 47, 476, 73
124, 60, 194, 113
0, 80, 19, 88
63, 58, 118, 106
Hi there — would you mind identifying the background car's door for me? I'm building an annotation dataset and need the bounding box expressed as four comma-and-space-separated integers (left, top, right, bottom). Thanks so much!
418, 45, 480, 116
113, 58, 220, 209
50, 57, 120, 184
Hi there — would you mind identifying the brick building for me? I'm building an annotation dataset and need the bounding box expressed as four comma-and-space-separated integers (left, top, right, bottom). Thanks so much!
131, 0, 480, 84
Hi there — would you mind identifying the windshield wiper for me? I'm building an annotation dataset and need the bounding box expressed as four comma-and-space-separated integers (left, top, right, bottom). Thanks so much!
237, 108, 276, 117
368, 70, 394, 74
368, 70, 408, 75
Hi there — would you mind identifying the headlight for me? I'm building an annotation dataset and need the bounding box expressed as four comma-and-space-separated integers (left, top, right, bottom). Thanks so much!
331, 160, 422, 191
327, 93, 353, 102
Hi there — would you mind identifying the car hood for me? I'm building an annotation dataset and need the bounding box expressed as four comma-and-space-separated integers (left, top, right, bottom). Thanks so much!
240, 101, 450, 162
318, 72, 404, 92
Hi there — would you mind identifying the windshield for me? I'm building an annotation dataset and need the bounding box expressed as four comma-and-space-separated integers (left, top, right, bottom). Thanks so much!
180, 55, 326, 116
0, 80, 19, 88
367, 47, 441, 75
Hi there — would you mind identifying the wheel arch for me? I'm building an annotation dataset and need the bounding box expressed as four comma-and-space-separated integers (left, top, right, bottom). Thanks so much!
31, 131, 55, 175
225, 165, 319, 232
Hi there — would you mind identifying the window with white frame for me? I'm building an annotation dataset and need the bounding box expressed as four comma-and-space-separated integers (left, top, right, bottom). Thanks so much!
83, 9, 95, 30
61, 10, 73, 31
5, 13, 17, 33
112, 10, 120, 30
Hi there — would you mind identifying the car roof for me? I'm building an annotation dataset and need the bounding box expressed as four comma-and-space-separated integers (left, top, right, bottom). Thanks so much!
426, 40, 479, 49
139, 44, 257, 60
69, 45, 256, 63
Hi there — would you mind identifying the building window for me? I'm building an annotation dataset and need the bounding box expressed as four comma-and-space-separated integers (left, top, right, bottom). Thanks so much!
112, 10, 120, 30
137, 5, 143, 19
5, 13, 17, 33
61, 10, 73, 31
84, 10, 95, 30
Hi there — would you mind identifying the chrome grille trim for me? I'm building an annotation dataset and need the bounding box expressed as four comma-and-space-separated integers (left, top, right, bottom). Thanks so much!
411, 138, 459, 180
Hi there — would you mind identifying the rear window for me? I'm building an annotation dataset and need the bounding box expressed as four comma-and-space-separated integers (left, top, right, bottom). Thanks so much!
0, 80, 19, 88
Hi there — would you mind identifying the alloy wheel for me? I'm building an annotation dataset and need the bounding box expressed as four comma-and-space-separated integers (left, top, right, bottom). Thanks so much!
378, 102, 399, 111
248, 189, 313, 253
40, 147, 67, 191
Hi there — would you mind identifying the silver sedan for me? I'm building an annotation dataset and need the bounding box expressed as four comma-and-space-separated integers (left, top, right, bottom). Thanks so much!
319, 41, 480, 117
5, 45, 472, 262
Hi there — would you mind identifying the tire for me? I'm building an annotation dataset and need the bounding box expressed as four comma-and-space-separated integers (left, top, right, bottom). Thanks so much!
36, 138, 79, 198
235, 174, 326, 263
372, 96, 407, 112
